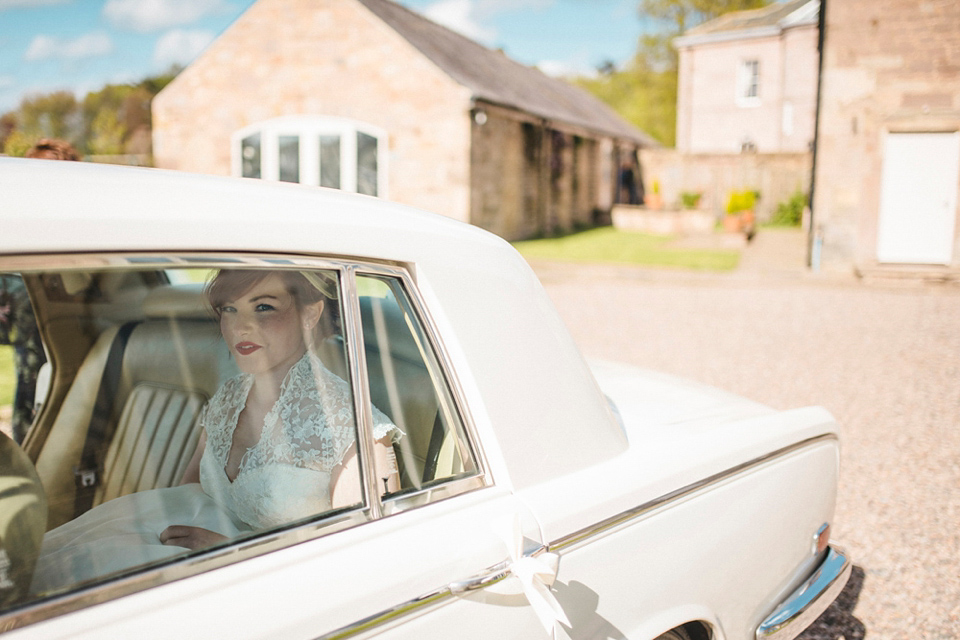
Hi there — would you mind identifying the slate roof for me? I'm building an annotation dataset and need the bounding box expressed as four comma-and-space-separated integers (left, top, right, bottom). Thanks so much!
357, 0, 657, 146
685, 0, 818, 37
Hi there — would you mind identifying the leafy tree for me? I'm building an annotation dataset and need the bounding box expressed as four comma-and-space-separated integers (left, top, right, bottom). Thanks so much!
17, 91, 82, 145
575, 0, 770, 147
0, 112, 16, 152
2, 129, 38, 157
138, 65, 181, 96
1, 67, 180, 158
87, 109, 126, 155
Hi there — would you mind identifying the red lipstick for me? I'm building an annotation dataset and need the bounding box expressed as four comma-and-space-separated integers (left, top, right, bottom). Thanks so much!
235, 342, 261, 355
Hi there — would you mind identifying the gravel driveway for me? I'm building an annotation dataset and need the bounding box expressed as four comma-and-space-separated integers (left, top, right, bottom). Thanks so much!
533, 260, 960, 639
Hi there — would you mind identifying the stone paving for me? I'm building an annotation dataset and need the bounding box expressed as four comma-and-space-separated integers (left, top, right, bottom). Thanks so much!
532, 229, 960, 639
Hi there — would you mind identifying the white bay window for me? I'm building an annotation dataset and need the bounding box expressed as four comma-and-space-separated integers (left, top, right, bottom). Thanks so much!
233, 116, 387, 197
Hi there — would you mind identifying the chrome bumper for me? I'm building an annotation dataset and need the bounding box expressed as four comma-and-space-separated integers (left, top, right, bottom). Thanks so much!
756, 546, 852, 640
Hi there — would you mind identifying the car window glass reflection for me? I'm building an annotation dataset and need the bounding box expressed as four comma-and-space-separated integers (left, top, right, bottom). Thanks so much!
355, 274, 477, 497
8, 267, 397, 605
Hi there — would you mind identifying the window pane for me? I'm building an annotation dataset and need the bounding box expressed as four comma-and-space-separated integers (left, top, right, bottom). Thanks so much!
278, 135, 300, 183
16, 265, 363, 608
355, 274, 478, 496
320, 135, 341, 189
357, 132, 378, 196
740, 60, 760, 100
241, 133, 261, 179
0, 273, 45, 445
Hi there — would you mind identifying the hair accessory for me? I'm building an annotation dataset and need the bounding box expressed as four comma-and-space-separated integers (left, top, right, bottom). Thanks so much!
301, 270, 338, 300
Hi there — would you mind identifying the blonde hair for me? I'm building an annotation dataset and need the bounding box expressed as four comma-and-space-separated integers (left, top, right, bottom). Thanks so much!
205, 269, 340, 340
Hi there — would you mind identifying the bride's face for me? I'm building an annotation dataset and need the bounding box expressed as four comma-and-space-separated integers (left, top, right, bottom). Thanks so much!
218, 274, 322, 379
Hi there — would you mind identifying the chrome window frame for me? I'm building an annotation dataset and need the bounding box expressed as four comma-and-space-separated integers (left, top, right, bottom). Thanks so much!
349, 265, 488, 516
0, 251, 490, 631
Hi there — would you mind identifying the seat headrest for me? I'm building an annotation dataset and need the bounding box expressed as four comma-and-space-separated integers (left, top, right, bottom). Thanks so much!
141, 284, 213, 320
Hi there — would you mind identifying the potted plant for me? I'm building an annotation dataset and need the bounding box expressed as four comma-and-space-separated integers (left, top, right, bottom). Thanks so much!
680, 191, 702, 210
645, 180, 662, 210
724, 189, 756, 233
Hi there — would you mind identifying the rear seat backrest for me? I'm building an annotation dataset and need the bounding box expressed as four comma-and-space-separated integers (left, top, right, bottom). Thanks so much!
36, 284, 238, 529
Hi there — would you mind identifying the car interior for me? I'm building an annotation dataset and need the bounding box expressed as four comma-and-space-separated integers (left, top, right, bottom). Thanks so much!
0, 261, 477, 611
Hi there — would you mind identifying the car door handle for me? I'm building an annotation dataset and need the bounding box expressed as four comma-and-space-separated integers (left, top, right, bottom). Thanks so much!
448, 559, 512, 594
449, 544, 569, 631
448, 544, 558, 595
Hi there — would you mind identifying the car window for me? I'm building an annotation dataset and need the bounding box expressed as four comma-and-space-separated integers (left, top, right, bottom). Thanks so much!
355, 274, 479, 502
1, 263, 375, 615
0, 259, 487, 627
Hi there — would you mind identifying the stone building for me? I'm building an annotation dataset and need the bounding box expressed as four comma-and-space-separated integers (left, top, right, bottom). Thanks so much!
674, 0, 820, 154
152, 0, 654, 240
812, 0, 960, 276
646, 0, 819, 223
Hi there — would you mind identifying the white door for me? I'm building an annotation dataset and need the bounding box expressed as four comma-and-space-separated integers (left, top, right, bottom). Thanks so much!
877, 132, 960, 264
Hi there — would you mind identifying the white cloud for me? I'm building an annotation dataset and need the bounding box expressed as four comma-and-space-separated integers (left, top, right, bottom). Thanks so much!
24, 31, 112, 61
103, 0, 230, 33
0, 75, 13, 90
0, 0, 70, 11
152, 28, 214, 68
422, 0, 495, 44
419, 0, 555, 45
537, 59, 598, 79
474, 0, 553, 15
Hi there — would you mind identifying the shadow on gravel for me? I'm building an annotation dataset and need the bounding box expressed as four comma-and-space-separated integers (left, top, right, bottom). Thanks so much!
797, 565, 867, 639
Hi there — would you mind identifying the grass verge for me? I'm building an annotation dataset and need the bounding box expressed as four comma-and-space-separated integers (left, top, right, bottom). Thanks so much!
1, 345, 14, 409
513, 227, 740, 271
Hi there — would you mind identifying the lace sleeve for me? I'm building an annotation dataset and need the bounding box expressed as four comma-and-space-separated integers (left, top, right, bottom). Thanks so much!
371, 403, 403, 444
258, 355, 403, 474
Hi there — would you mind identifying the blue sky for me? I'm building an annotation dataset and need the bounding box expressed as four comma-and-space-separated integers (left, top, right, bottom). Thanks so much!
0, 0, 646, 114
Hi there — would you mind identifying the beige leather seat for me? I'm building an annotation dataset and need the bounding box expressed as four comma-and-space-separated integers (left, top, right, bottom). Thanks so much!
0, 431, 47, 607
35, 284, 237, 529
35, 281, 461, 531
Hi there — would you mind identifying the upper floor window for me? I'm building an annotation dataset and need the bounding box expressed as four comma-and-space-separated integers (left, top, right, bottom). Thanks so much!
737, 59, 761, 106
233, 116, 387, 197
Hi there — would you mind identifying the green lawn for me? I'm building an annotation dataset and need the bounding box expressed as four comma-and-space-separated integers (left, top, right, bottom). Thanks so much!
0, 345, 14, 408
513, 227, 741, 271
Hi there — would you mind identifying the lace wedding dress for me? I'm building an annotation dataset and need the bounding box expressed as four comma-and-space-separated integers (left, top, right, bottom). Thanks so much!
32, 352, 399, 594
199, 351, 398, 528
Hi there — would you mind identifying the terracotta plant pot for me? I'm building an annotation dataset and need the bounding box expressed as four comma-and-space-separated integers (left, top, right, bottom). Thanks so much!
722, 213, 742, 232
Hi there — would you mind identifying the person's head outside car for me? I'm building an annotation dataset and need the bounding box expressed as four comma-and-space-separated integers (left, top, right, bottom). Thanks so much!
25, 138, 79, 161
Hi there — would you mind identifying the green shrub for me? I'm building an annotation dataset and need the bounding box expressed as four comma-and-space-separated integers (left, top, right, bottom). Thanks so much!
770, 190, 807, 227
680, 191, 702, 209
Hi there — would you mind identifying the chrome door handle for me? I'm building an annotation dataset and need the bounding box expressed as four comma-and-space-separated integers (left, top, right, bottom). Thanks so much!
449, 559, 511, 594
448, 543, 553, 595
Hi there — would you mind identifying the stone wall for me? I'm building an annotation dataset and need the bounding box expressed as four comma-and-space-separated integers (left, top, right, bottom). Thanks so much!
676, 23, 819, 154
152, 0, 473, 222
813, 0, 960, 274
640, 149, 812, 222
470, 102, 613, 240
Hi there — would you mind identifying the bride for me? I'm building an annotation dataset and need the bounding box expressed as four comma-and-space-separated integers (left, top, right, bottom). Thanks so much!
32, 269, 401, 594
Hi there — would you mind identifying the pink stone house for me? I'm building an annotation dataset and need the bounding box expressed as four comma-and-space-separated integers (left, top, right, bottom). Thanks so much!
812, 0, 960, 277
674, 0, 820, 154
152, 0, 654, 240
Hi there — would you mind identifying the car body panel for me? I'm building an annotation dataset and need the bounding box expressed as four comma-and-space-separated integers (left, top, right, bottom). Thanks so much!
0, 158, 847, 639
1, 158, 626, 492
7, 489, 549, 640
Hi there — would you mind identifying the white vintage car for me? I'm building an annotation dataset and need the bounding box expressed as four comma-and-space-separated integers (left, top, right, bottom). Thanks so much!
0, 158, 849, 640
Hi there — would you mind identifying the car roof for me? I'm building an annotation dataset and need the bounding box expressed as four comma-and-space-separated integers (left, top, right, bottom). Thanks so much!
1, 157, 627, 491
0, 157, 491, 260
